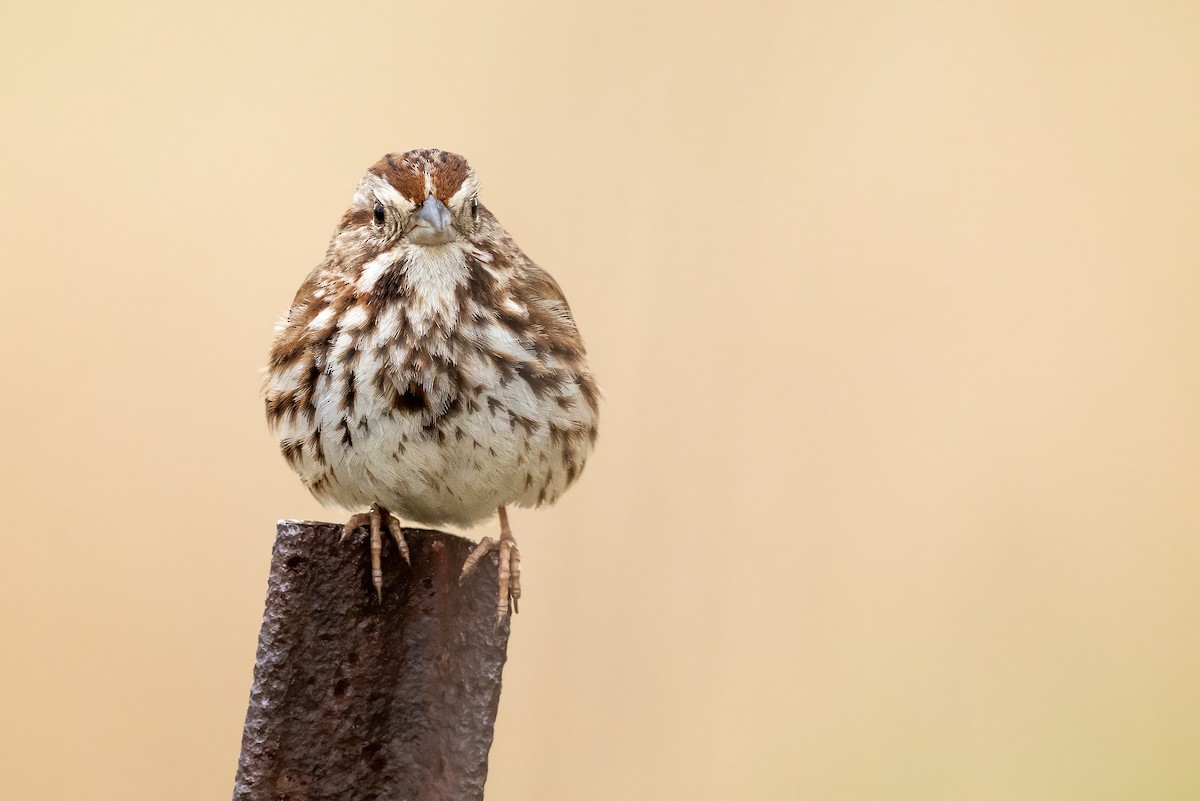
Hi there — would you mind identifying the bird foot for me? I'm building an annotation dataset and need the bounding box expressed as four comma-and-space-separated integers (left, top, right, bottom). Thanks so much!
459, 506, 521, 625
342, 503, 410, 601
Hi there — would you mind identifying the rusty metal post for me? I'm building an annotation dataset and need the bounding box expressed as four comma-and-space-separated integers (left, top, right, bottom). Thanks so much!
233, 520, 511, 801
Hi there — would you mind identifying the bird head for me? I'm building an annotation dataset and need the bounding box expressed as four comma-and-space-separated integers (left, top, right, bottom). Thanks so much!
343, 149, 483, 246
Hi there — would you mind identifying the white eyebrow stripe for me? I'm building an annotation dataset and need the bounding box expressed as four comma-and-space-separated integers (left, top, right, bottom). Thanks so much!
356, 175, 415, 212
448, 173, 479, 208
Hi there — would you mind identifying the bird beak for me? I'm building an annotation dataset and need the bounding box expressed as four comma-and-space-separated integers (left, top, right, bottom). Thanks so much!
408, 196, 456, 245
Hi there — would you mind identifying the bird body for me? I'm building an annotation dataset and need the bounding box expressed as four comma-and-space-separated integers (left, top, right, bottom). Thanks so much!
265, 149, 597, 614
267, 150, 598, 526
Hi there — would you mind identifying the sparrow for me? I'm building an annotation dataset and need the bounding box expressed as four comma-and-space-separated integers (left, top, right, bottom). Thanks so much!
265, 149, 599, 622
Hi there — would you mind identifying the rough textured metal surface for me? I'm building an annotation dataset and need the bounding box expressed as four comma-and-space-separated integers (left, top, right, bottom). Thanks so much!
233, 520, 511, 801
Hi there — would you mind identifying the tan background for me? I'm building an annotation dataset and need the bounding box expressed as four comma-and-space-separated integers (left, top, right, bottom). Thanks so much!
2, 1, 1198, 799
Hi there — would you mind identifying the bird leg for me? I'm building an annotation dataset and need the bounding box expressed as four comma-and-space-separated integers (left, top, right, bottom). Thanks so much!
342, 503, 410, 601
459, 505, 521, 624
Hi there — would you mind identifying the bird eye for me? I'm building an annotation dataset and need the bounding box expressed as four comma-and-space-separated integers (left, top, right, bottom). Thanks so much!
469, 196, 479, 221
373, 201, 385, 226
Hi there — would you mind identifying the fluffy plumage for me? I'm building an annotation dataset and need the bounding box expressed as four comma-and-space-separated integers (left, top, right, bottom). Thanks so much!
265, 149, 599, 614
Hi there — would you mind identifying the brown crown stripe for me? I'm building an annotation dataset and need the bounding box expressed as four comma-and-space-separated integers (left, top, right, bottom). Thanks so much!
370, 149, 472, 204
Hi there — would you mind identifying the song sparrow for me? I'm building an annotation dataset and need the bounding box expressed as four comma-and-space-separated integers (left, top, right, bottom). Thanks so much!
265, 149, 599, 622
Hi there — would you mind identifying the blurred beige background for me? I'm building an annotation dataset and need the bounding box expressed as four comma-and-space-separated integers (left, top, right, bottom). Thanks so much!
2, 1, 1198, 799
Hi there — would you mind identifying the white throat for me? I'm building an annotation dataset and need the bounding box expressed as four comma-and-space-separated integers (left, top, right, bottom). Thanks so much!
400, 242, 470, 333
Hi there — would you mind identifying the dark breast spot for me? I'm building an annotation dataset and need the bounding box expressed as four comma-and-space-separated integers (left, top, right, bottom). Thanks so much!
396, 384, 428, 413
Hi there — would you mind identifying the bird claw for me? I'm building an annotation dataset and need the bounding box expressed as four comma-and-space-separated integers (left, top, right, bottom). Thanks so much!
459, 506, 521, 625
343, 504, 410, 601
